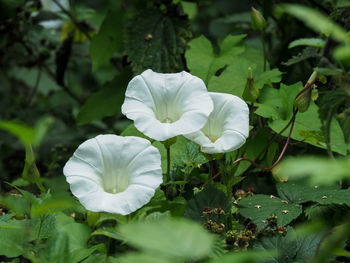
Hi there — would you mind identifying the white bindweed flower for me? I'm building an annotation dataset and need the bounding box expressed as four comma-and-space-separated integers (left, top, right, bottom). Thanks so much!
185, 92, 249, 154
121, 69, 214, 141
63, 135, 162, 215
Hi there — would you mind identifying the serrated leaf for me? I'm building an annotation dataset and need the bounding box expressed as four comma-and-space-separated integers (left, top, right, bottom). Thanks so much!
90, 4, 124, 71
282, 46, 318, 66
288, 38, 326, 48
185, 184, 231, 223
277, 181, 350, 206
77, 68, 132, 125
118, 217, 214, 261
239, 195, 302, 229
124, 7, 191, 74
185, 34, 245, 84
253, 226, 322, 263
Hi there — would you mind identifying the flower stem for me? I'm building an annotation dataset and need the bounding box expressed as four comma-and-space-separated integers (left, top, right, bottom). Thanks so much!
166, 145, 171, 183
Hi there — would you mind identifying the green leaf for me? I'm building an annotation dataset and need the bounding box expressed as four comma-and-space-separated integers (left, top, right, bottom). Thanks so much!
334, 44, 350, 61
124, 7, 191, 74
288, 38, 326, 48
90, 227, 122, 241
185, 184, 231, 223
208, 251, 271, 263
282, 46, 318, 66
117, 252, 174, 263
273, 156, 350, 185
207, 47, 271, 98
121, 124, 152, 140
181, 1, 197, 20
119, 217, 214, 261
55, 213, 91, 252
239, 194, 302, 229
276, 181, 350, 206
0, 219, 37, 257
185, 34, 245, 84
253, 226, 322, 263
0, 194, 31, 217
256, 83, 348, 155
314, 67, 343, 76
90, 4, 124, 71
281, 4, 350, 43
77, 68, 132, 125
229, 128, 270, 177
43, 231, 71, 263
0, 120, 35, 146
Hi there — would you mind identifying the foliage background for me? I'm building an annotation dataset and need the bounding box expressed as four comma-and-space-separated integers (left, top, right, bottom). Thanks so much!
0, 0, 350, 262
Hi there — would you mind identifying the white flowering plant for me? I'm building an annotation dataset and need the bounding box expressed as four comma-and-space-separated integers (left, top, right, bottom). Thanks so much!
1, 1, 350, 263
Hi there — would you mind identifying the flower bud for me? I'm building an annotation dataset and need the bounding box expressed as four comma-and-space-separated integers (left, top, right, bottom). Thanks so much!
251, 7, 266, 31
294, 87, 311, 113
243, 67, 259, 103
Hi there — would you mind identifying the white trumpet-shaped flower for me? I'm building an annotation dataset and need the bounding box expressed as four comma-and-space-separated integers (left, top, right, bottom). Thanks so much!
185, 92, 249, 154
121, 69, 214, 141
63, 135, 162, 215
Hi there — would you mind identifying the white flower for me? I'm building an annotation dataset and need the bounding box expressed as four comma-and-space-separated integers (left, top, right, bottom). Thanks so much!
63, 135, 162, 215
184, 92, 249, 154
121, 69, 214, 141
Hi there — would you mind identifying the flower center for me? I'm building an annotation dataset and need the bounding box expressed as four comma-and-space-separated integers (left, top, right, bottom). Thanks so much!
103, 169, 129, 194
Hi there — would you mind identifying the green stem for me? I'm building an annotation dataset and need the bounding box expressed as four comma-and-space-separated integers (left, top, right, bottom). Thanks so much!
166, 145, 171, 183
261, 32, 267, 71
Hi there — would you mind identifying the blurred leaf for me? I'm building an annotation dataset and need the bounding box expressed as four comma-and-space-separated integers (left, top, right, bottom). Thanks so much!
334, 44, 350, 61
277, 181, 350, 206
71, 244, 105, 263
314, 67, 343, 76
185, 34, 245, 84
30, 194, 79, 217
209, 251, 271, 263
33, 116, 55, 146
288, 38, 326, 48
0, 121, 35, 146
119, 217, 214, 261
239, 194, 302, 228
181, 1, 197, 20
77, 67, 132, 125
0, 219, 36, 257
90, 4, 124, 71
0, 194, 31, 217
124, 7, 191, 74
185, 184, 231, 223
273, 156, 350, 184
281, 4, 350, 43
117, 252, 174, 263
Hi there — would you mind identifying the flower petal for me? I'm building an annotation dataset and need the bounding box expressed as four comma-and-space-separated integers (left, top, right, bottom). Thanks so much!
63, 134, 162, 215
122, 69, 213, 141
185, 92, 249, 154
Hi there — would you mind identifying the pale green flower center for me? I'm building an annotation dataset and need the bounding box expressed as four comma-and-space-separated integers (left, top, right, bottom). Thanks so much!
202, 117, 223, 143
103, 168, 129, 194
